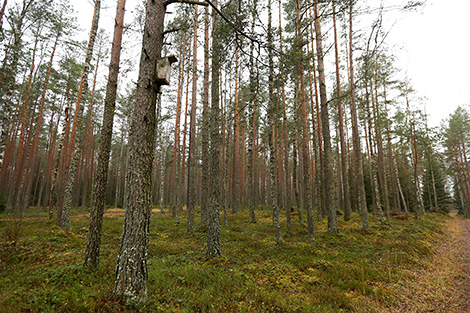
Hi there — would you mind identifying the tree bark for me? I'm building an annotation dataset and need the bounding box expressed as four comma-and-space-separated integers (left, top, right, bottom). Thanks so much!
60, 0, 101, 230
295, 0, 314, 242
84, 0, 126, 268
206, 0, 221, 257
113, 0, 166, 304
186, 5, 198, 235
200, 6, 210, 226
332, 0, 351, 221
348, 1, 368, 228
20, 29, 61, 214
314, 0, 338, 233
267, 0, 281, 245
6, 26, 39, 214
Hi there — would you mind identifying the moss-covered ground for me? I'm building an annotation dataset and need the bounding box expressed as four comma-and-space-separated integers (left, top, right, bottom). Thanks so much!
0, 208, 452, 312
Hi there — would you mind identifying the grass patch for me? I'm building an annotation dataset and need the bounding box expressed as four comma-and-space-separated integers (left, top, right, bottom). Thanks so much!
0, 207, 448, 312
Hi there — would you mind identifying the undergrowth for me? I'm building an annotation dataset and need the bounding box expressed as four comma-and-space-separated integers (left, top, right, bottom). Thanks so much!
0, 207, 447, 312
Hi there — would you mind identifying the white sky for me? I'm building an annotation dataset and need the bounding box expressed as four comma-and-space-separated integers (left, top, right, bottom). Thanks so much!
386, 0, 470, 127
73, 0, 470, 128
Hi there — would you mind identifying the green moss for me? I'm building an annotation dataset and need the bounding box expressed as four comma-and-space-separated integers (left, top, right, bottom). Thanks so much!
0, 208, 448, 312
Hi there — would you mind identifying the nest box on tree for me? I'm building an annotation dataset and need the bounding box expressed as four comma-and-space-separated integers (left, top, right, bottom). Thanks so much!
157, 55, 178, 85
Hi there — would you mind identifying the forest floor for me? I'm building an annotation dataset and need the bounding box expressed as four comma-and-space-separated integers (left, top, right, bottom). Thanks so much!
371, 211, 470, 312
0, 207, 469, 312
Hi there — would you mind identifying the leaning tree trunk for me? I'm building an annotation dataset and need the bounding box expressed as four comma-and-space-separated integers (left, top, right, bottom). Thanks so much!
20, 29, 60, 214
113, 0, 166, 304
84, 0, 126, 268
60, 0, 101, 231
0, 0, 7, 32
6, 27, 39, 214
0, 0, 34, 171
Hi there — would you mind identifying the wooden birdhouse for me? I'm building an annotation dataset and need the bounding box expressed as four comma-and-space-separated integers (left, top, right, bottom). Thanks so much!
157, 55, 178, 85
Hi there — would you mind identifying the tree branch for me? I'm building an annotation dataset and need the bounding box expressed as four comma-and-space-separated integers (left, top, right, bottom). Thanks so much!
165, 0, 208, 7
204, 0, 259, 45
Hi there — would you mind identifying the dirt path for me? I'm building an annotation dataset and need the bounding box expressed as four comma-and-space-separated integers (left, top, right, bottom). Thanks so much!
383, 212, 470, 312
451, 212, 470, 311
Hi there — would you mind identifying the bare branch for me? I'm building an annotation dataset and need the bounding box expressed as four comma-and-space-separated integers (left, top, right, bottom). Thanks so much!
165, 0, 208, 6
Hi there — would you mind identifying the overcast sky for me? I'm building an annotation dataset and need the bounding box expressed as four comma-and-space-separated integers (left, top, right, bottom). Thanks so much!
387, 0, 470, 127
74, 0, 470, 128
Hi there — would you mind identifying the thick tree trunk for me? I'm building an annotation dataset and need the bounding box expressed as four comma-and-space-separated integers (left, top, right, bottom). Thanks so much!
84, 0, 125, 268
113, 0, 166, 304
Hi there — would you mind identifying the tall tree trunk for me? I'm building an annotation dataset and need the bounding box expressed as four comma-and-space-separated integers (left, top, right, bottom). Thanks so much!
84, 0, 125, 268
186, 5, 198, 235
247, 0, 258, 223
307, 7, 322, 220
348, 1, 368, 228
267, 0, 281, 245
113, 0, 166, 304
206, 0, 221, 257
80, 51, 101, 212
20, 29, 60, 214
200, 6, 210, 226
373, 63, 390, 221
60, 0, 101, 230
49, 102, 71, 219
221, 75, 229, 225
314, 0, 338, 233
296, 0, 314, 242
362, 93, 384, 222
180, 56, 191, 209
6, 26, 39, 214
231, 38, 240, 214
332, 0, 351, 221
278, 0, 290, 231
170, 33, 186, 219
0, 0, 34, 171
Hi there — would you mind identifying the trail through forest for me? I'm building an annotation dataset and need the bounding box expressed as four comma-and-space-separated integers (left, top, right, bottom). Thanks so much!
451, 212, 470, 312
383, 212, 470, 312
